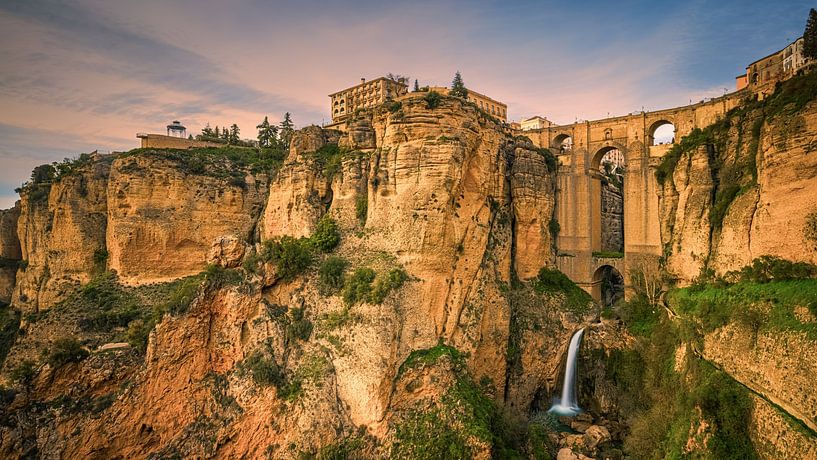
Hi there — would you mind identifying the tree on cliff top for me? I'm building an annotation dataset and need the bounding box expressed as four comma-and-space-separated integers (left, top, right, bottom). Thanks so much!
413, 79, 420, 92
805, 8, 817, 60
228, 124, 240, 144
256, 116, 278, 148
201, 123, 214, 138
450, 71, 468, 99
279, 112, 294, 148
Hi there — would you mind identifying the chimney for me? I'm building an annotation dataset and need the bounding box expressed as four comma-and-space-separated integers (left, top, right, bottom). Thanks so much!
361, 78, 365, 84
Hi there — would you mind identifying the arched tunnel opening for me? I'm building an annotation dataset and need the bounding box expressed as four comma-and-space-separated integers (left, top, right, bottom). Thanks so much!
593, 265, 624, 308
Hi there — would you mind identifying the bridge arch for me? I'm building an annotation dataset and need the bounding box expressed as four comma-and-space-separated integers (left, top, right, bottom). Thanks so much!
647, 119, 676, 146
591, 264, 624, 307
590, 145, 625, 254
552, 133, 573, 152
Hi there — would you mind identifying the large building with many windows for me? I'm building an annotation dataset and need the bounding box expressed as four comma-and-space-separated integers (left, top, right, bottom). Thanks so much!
329, 77, 409, 122
329, 77, 508, 123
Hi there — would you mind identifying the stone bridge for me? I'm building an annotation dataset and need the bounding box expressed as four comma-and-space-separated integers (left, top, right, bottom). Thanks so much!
521, 91, 746, 301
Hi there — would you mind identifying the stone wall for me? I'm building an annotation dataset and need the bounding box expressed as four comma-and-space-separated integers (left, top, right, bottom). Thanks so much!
0, 204, 20, 304
137, 134, 224, 150
600, 183, 623, 253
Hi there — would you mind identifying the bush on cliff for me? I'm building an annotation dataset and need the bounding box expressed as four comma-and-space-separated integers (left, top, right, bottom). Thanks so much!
310, 215, 341, 253
47, 337, 89, 368
424, 91, 442, 109
318, 256, 347, 295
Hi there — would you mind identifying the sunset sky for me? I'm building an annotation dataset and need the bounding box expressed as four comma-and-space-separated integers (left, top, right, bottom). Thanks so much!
0, 0, 813, 209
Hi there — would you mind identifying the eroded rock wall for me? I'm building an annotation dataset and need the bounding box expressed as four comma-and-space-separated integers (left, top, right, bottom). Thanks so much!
0, 204, 21, 303
107, 155, 268, 284
659, 100, 817, 284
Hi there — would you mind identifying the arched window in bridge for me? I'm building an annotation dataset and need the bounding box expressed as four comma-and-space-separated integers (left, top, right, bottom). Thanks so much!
649, 121, 676, 146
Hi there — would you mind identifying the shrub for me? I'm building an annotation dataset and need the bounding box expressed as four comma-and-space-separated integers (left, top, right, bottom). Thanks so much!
355, 194, 368, 224
265, 236, 313, 280
92, 248, 108, 267
242, 351, 285, 387
731, 255, 816, 283
286, 307, 313, 342
368, 268, 408, 304
318, 256, 347, 295
342, 268, 376, 305
386, 100, 402, 113
313, 144, 343, 182
311, 215, 341, 252
10, 360, 36, 385
47, 337, 89, 368
424, 91, 442, 109
548, 218, 560, 239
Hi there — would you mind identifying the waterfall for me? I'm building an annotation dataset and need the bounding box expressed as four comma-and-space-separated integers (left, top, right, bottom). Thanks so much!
548, 328, 585, 416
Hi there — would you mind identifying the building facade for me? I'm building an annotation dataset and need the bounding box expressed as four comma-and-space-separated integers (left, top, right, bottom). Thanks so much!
740, 36, 812, 95
520, 116, 551, 131
329, 77, 409, 122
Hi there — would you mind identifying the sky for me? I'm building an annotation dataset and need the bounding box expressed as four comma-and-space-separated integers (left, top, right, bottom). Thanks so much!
0, 0, 813, 209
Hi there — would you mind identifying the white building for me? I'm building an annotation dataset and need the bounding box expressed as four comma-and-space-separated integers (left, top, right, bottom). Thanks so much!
520, 116, 551, 131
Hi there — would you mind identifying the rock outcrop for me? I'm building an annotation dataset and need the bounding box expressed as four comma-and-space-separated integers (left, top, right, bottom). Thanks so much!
0, 204, 21, 304
659, 98, 817, 284
0, 93, 589, 458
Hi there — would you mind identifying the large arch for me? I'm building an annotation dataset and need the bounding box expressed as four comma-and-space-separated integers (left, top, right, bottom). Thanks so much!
591, 264, 624, 306
589, 145, 625, 253
552, 133, 573, 152
647, 119, 676, 146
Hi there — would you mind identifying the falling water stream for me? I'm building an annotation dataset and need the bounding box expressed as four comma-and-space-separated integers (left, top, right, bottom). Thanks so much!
548, 328, 585, 416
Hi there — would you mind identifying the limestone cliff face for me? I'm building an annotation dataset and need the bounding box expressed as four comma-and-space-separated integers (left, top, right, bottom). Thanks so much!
0, 204, 21, 304
13, 158, 110, 312
0, 94, 585, 458
659, 99, 817, 283
107, 154, 268, 284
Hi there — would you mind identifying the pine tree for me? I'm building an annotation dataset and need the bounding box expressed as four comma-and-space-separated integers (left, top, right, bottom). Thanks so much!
214, 126, 221, 138
413, 79, 420, 92
279, 112, 294, 148
220, 126, 230, 141
450, 71, 468, 99
805, 8, 817, 60
229, 124, 240, 144
256, 116, 278, 148
201, 123, 214, 138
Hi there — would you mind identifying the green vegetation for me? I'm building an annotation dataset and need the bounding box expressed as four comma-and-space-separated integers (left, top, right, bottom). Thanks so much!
450, 71, 468, 99
727, 255, 816, 283
10, 360, 36, 385
397, 343, 462, 379
263, 236, 314, 280
318, 256, 347, 295
286, 307, 313, 342
655, 70, 817, 235
611, 293, 757, 459
392, 344, 530, 459
123, 145, 287, 184
532, 267, 593, 314
248, 215, 342, 282
386, 100, 402, 113
47, 337, 89, 368
342, 267, 376, 305
424, 91, 442, 109
0, 305, 20, 364
311, 143, 343, 182
239, 343, 326, 403
547, 218, 560, 240
805, 9, 817, 60
341, 267, 407, 305
355, 194, 368, 224
310, 215, 341, 252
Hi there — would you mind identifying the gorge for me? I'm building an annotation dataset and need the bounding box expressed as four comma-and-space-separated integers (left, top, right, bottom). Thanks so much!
0, 69, 815, 458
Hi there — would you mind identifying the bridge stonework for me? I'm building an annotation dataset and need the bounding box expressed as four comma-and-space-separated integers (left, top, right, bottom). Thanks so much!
521, 92, 745, 300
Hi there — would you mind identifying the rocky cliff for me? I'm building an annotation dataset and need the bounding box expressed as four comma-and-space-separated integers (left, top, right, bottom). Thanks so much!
658, 73, 817, 283
0, 94, 621, 458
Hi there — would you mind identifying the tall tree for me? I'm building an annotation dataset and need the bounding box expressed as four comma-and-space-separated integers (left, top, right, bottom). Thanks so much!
229, 124, 240, 144
214, 126, 221, 138
386, 73, 409, 85
805, 8, 817, 60
256, 116, 278, 148
450, 71, 468, 99
413, 79, 420, 92
279, 112, 294, 147
201, 123, 214, 137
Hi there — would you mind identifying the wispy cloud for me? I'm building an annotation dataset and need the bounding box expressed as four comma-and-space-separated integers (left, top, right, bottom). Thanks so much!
0, 0, 813, 208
